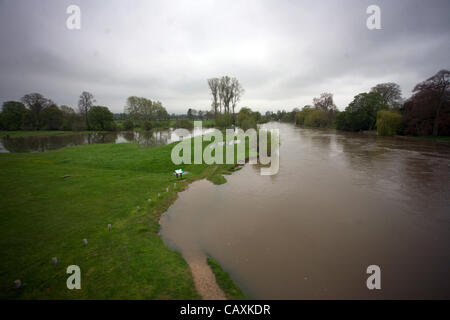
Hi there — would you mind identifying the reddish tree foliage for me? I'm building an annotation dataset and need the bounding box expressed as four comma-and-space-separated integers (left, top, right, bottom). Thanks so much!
402, 70, 450, 136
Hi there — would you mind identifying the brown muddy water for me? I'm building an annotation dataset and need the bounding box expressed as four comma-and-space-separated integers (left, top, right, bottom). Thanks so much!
160, 122, 450, 299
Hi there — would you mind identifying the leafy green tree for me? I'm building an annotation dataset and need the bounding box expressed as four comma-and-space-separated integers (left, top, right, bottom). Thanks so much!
41, 104, 63, 130
0, 101, 27, 130
60, 105, 77, 130
336, 92, 387, 131
21, 93, 53, 129
88, 106, 114, 130
143, 120, 153, 131
153, 101, 169, 120
237, 107, 257, 130
125, 97, 169, 123
123, 119, 134, 131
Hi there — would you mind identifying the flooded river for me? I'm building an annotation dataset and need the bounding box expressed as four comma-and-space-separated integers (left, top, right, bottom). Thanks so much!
160, 122, 450, 299
0, 128, 215, 153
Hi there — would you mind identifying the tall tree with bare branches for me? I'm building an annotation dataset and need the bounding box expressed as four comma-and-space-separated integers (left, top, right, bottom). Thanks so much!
78, 91, 95, 130
207, 78, 220, 117
208, 75, 244, 119
231, 78, 244, 122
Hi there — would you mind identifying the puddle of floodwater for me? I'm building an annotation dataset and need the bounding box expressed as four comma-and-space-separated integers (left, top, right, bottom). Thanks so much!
0, 127, 216, 153
160, 122, 450, 299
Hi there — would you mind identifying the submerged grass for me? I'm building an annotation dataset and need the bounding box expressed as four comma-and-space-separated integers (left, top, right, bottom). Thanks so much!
207, 258, 246, 300
0, 137, 249, 299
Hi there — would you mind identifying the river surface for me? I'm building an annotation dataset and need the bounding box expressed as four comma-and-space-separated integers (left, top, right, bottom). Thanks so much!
160, 122, 450, 299
0, 128, 214, 153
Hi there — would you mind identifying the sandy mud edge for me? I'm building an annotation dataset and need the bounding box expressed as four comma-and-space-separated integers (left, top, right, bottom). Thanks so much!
158, 168, 244, 300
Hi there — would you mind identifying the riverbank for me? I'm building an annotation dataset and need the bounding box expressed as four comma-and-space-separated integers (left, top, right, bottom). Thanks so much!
0, 120, 216, 139
0, 137, 248, 299
0, 130, 109, 138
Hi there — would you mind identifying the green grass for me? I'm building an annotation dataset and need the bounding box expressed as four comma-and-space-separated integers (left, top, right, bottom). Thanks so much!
0, 137, 248, 299
420, 136, 450, 142
200, 119, 215, 127
0, 131, 108, 138
207, 258, 246, 300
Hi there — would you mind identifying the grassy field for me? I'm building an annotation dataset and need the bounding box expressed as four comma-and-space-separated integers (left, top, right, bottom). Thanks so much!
420, 135, 450, 142
0, 137, 247, 299
0, 131, 107, 138
207, 258, 246, 300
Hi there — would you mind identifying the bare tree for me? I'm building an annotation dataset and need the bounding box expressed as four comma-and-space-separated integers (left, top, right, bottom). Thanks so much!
219, 76, 234, 114
218, 77, 227, 114
207, 78, 220, 117
370, 82, 402, 109
209, 76, 245, 118
78, 91, 95, 130
313, 93, 336, 112
21, 93, 53, 129
230, 78, 244, 122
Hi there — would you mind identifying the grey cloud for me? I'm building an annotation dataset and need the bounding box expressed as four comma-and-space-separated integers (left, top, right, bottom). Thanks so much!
0, 0, 449, 113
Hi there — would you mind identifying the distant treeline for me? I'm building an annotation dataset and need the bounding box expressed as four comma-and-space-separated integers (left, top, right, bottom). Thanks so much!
285, 69, 450, 137
2, 70, 448, 137
0, 92, 174, 132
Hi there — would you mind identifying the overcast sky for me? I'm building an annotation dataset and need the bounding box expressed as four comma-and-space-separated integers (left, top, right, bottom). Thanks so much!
0, 0, 449, 114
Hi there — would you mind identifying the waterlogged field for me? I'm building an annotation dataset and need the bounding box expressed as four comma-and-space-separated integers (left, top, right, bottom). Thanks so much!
0, 135, 251, 299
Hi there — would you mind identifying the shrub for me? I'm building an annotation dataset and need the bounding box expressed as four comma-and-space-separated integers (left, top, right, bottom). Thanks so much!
376, 109, 402, 136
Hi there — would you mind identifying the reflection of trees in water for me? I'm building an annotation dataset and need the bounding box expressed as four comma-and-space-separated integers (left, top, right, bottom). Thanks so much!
1, 135, 87, 152
1, 132, 119, 152
118, 130, 171, 146
121, 131, 136, 142
87, 132, 118, 144
0, 128, 203, 153
135, 130, 174, 147
1, 136, 36, 152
